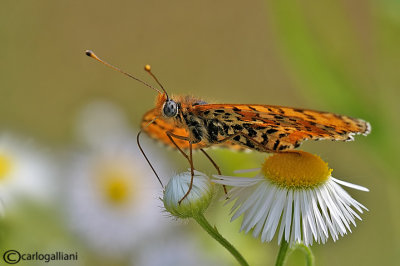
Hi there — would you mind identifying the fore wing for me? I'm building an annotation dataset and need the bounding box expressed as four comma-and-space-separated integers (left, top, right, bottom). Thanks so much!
193, 104, 371, 151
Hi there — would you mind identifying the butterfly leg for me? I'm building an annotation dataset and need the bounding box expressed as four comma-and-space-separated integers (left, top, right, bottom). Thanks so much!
165, 131, 191, 161
165, 131, 195, 204
200, 149, 228, 197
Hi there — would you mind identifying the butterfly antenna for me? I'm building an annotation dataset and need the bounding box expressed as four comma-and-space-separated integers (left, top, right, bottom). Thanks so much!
144, 65, 169, 99
137, 117, 164, 188
85, 50, 162, 94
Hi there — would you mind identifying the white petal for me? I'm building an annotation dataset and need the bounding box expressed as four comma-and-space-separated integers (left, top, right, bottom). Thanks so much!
300, 191, 312, 245
309, 189, 328, 239
213, 175, 263, 187
293, 190, 301, 243
265, 188, 287, 241
232, 182, 268, 222
252, 181, 277, 238
331, 177, 369, 192
304, 190, 318, 242
315, 187, 338, 240
277, 190, 290, 244
241, 183, 270, 232
284, 190, 294, 242
233, 168, 261, 174
320, 185, 348, 233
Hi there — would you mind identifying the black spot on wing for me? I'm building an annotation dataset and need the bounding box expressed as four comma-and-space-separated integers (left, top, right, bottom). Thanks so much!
278, 145, 289, 151
233, 124, 243, 131
261, 133, 269, 145
245, 139, 255, 149
247, 128, 257, 137
222, 123, 230, 135
206, 119, 219, 142
305, 114, 316, 120
214, 109, 225, 113
266, 128, 278, 134
273, 139, 280, 150
273, 114, 284, 120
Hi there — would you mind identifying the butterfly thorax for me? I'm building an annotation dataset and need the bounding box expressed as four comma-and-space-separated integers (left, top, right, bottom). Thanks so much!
151, 93, 211, 145
173, 96, 245, 148
173, 95, 210, 144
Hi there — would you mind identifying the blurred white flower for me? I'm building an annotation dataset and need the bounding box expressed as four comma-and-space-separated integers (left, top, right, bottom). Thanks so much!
75, 100, 132, 148
213, 151, 368, 246
0, 133, 55, 212
65, 100, 172, 256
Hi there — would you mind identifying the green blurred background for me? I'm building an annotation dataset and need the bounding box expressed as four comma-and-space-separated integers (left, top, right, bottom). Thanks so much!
1, 0, 399, 265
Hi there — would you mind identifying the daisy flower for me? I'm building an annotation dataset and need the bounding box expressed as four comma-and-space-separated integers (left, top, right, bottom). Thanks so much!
0, 133, 55, 212
213, 151, 368, 246
65, 143, 169, 255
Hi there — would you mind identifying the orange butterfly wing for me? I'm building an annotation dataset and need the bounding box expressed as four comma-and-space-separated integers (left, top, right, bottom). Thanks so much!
192, 104, 370, 151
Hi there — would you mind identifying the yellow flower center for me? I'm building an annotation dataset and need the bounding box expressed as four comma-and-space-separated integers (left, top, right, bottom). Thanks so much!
0, 153, 13, 180
99, 167, 135, 206
261, 151, 332, 188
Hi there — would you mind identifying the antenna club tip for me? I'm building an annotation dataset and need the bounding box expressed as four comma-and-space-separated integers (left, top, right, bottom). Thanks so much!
85, 50, 93, 57
144, 64, 151, 72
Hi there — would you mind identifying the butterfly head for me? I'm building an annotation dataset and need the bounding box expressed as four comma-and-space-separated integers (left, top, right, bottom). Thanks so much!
154, 93, 179, 118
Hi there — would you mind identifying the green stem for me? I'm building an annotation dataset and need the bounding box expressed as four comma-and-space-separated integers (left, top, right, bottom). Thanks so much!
275, 239, 290, 266
193, 213, 249, 266
296, 244, 315, 266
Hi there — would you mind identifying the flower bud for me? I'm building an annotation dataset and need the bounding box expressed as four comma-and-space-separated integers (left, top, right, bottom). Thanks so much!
163, 170, 213, 218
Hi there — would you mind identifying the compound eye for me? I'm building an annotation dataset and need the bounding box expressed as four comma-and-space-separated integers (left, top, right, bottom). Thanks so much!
163, 100, 178, 117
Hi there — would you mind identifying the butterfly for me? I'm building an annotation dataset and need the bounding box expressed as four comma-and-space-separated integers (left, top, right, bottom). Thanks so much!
85, 50, 371, 203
